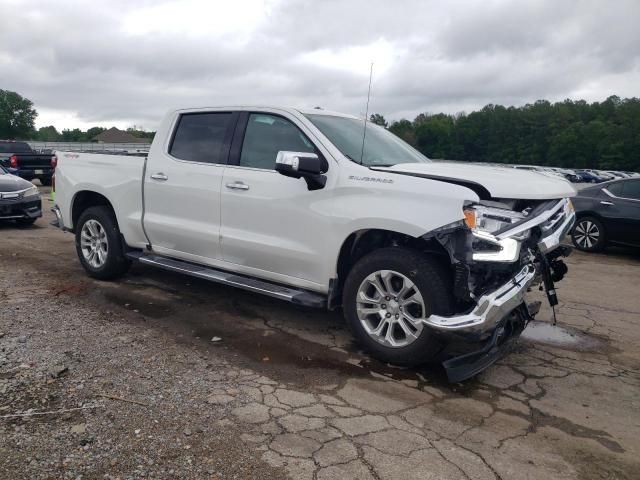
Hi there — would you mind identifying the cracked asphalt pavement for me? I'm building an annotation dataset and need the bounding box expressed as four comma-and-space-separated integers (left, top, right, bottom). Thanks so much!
1, 186, 639, 479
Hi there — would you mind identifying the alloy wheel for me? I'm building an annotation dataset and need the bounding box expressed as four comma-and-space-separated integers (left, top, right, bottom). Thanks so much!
80, 219, 109, 268
573, 220, 600, 249
355, 270, 426, 348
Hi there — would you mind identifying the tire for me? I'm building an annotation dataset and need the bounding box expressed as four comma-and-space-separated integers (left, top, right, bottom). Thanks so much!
342, 247, 453, 367
39, 177, 52, 187
15, 218, 37, 227
75, 206, 131, 280
571, 216, 605, 252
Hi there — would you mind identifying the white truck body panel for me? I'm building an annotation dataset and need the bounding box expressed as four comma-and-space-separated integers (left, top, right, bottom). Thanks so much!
55, 152, 148, 248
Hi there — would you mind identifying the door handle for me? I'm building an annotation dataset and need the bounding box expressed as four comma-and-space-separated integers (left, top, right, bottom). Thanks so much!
150, 173, 168, 181
600, 200, 614, 206
226, 182, 249, 191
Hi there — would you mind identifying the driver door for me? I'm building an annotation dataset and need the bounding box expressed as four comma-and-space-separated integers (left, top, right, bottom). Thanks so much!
220, 111, 333, 290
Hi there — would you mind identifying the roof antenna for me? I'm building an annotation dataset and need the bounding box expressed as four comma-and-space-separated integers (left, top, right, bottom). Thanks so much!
359, 62, 374, 165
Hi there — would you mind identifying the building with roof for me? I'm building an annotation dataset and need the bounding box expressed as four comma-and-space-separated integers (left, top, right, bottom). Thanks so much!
92, 127, 149, 144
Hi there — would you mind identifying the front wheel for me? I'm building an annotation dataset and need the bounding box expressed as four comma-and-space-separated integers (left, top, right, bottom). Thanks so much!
342, 248, 453, 367
75, 206, 131, 280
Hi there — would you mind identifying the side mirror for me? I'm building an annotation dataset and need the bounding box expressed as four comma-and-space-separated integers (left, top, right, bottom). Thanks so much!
275, 151, 327, 190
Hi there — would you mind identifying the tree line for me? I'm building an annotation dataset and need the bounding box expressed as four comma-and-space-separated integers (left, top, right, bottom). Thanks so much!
33, 125, 155, 142
0, 89, 154, 143
372, 95, 640, 171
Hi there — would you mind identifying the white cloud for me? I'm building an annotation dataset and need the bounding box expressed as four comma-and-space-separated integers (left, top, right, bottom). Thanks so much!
0, 0, 638, 130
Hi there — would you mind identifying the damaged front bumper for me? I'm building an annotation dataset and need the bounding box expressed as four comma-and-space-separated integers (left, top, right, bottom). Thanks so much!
425, 198, 575, 381
426, 198, 575, 337
425, 263, 537, 333
423, 199, 575, 382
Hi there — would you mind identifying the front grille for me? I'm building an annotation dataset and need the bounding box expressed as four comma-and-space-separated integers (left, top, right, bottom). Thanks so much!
540, 201, 569, 236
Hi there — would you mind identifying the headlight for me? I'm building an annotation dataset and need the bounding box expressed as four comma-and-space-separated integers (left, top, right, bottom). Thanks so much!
24, 185, 40, 198
463, 205, 527, 263
463, 205, 525, 235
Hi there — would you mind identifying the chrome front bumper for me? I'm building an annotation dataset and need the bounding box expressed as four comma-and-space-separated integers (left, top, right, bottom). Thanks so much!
424, 264, 537, 333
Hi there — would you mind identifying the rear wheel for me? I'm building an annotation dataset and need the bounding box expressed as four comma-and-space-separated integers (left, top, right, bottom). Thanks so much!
571, 216, 605, 252
343, 248, 453, 366
39, 177, 52, 187
75, 206, 130, 279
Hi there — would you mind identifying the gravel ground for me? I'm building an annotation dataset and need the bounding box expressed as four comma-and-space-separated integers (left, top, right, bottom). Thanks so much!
1, 186, 639, 479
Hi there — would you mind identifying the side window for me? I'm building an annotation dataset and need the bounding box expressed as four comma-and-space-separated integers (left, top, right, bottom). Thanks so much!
621, 180, 640, 200
169, 112, 233, 163
606, 182, 624, 196
239, 114, 315, 170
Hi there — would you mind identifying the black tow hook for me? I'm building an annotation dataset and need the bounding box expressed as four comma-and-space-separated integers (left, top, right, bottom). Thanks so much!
538, 252, 558, 308
537, 246, 571, 325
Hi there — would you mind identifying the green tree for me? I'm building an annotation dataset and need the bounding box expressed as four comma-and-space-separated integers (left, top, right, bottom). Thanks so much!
369, 113, 388, 128
86, 127, 106, 139
36, 125, 61, 141
382, 96, 640, 172
388, 119, 416, 146
61, 128, 86, 142
0, 89, 37, 139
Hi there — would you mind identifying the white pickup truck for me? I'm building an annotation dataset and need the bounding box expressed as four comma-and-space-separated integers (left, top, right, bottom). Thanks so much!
52, 106, 576, 381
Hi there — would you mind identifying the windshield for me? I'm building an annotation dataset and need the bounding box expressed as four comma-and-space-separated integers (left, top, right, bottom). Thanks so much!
304, 114, 430, 167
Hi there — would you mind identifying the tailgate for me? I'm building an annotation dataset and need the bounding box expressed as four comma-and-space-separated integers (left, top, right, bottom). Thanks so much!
15, 154, 53, 170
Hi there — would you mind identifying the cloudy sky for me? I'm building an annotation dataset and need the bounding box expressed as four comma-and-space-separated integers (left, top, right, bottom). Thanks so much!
1, 0, 639, 131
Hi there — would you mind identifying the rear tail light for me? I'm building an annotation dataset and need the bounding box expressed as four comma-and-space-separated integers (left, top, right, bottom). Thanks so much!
9, 155, 18, 169
51, 155, 58, 169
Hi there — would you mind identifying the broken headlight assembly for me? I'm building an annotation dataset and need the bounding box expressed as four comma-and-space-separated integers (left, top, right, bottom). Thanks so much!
463, 205, 528, 263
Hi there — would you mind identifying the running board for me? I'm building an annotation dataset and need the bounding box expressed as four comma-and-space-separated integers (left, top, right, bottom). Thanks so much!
125, 252, 326, 308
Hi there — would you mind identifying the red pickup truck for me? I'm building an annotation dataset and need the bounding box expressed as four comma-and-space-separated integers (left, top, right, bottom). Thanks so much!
0, 140, 54, 186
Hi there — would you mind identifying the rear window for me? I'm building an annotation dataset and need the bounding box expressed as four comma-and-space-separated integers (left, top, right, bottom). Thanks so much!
169, 112, 233, 163
0, 142, 32, 153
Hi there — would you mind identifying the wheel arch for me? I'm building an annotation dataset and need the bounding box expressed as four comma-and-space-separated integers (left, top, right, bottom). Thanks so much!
329, 228, 451, 309
71, 190, 118, 233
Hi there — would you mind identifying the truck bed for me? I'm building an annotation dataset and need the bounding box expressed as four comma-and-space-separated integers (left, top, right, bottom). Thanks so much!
54, 151, 148, 249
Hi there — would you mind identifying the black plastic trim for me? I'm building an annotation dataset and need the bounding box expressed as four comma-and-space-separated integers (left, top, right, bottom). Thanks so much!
370, 168, 492, 200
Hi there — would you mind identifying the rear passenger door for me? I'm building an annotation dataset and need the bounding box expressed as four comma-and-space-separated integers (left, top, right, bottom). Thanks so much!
143, 110, 238, 263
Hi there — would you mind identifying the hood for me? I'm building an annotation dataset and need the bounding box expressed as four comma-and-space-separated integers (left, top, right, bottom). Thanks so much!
374, 162, 576, 200
0, 171, 34, 192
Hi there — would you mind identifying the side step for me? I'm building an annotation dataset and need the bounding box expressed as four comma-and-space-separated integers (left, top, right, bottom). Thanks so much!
125, 252, 326, 309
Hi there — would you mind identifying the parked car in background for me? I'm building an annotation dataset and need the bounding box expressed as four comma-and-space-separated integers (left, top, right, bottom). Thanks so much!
0, 140, 54, 186
0, 165, 42, 226
575, 170, 605, 183
51, 106, 576, 381
591, 169, 617, 181
571, 178, 640, 251
547, 167, 581, 183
